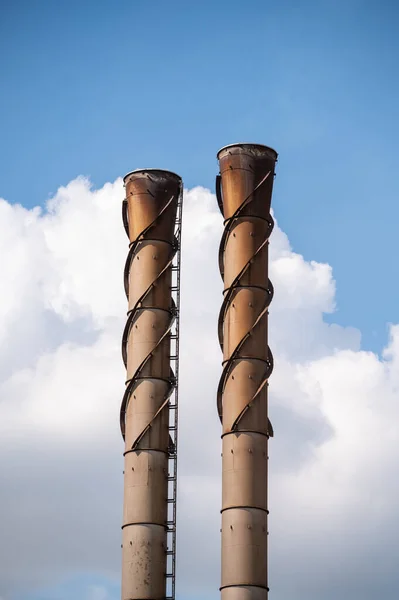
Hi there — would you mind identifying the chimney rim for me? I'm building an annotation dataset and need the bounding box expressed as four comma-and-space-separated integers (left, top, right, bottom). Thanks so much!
217, 143, 278, 160
123, 168, 182, 184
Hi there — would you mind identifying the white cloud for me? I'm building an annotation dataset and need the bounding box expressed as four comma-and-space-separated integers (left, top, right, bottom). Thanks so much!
86, 585, 109, 600
0, 179, 398, 599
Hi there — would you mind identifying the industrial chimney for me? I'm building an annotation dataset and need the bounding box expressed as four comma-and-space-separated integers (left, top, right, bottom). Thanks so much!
120, 169, 183, 600
216, 143, 278, 600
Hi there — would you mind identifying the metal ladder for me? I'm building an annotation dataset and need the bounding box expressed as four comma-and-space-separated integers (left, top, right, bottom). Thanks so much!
165, 187, 182, 600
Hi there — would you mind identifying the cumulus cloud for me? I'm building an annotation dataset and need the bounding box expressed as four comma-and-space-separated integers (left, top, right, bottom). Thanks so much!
86, 585, 110, 600
0, 178, 398, 600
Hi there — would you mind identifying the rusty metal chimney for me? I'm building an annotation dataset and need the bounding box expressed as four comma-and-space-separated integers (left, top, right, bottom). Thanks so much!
120, 169, 183, 600
216, 143, 278, 600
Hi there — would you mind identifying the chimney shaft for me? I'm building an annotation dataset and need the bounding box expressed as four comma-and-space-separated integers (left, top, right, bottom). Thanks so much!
120, 169, 182, 600
216, 144, 278, 600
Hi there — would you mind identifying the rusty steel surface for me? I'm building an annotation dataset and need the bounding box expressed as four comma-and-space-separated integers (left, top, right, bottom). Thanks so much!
121, 169, 182, 600
216, 143, 278, 600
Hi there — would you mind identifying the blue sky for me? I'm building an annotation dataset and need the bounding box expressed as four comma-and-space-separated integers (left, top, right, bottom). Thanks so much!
2, 0, 398, 353
1, 1, 399, 599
